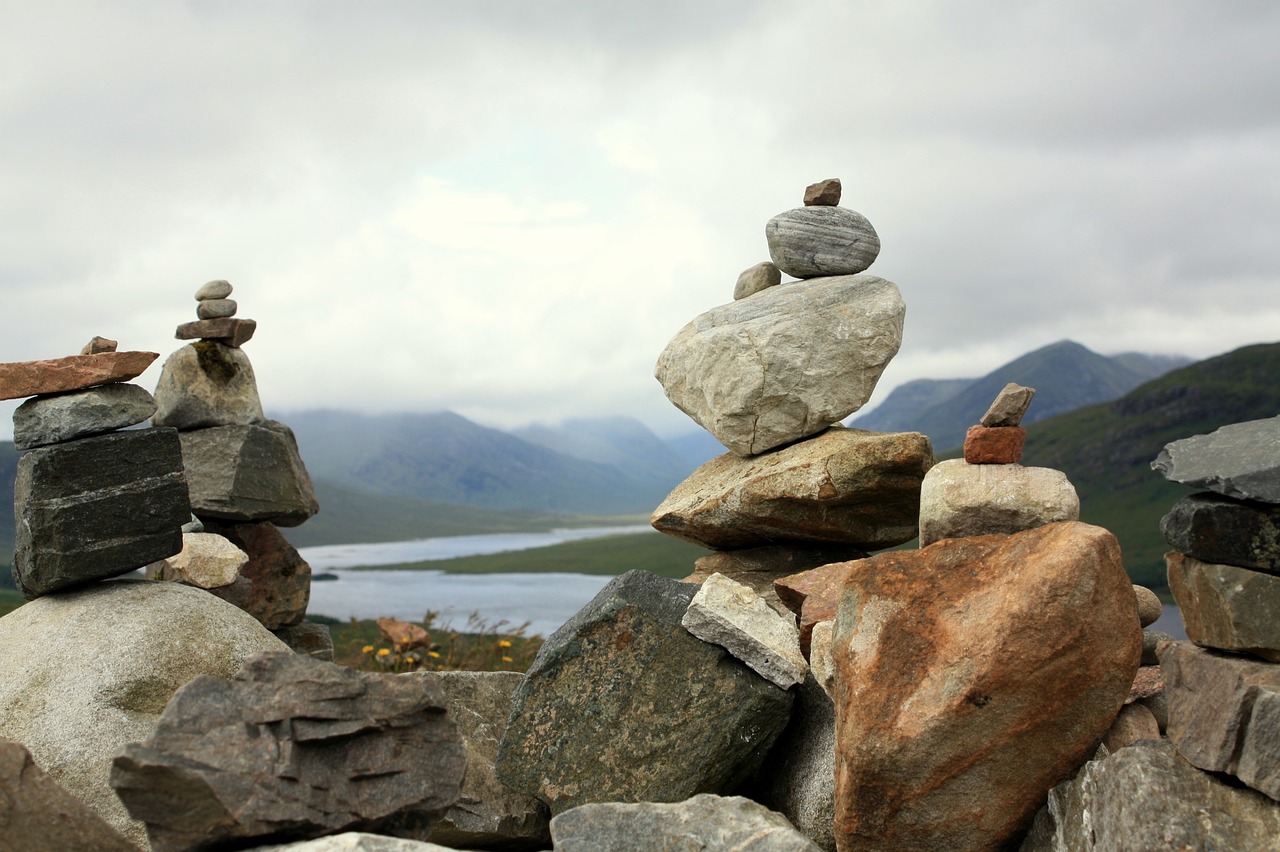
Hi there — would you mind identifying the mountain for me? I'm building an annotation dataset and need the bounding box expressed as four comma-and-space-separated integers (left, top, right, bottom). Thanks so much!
851, 340, 1187, 451
1022, 341, 1280, 591
282, 409, 682, 515
512, 416, 691, 487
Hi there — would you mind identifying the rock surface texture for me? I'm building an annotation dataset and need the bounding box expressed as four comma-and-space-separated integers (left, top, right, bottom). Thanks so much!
652, 427, 933, 549
180, 420, 319, 526
1167, 551, 1280, 660
917, 458, 1079, 546
765, 206, 880, 279
682, 572, 808, 689
496, 570, 793, 815
831, 521, 1142, 851
152, 339, 266, 429
1152, 415, 1280, 503
654, 275, 905, 456
111, 651, 466, 852
200, 519, 313, 628
0, 580, 289, 846
0, 350, 158, 400
1161, 492, 1280, 571
12, 381, 157, 449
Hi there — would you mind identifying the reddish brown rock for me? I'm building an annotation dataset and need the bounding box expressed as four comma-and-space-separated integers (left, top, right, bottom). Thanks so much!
175, 317, 258, 347
962, 425, 1025, 464
804, 178, 842, 206
652, 428, 934, 550
683, 544, 866, 618
1102, 702, 1161, 752
201, 520, 311, 629
1127, 665, 1165, 703
0, 350, 159, 401
831, 521, 1141, 852
378, 617, 431, 651
775, 559, 861, 656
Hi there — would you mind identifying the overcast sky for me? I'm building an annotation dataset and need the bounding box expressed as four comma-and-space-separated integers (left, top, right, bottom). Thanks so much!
2, 1, 1278, 441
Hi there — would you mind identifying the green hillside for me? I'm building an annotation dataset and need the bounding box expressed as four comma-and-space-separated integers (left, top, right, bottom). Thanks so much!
1, 441, 15, 583
1022, 341, 1280, 591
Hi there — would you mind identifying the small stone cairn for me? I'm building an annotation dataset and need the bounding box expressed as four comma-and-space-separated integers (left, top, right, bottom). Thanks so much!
148, 280, 322, 639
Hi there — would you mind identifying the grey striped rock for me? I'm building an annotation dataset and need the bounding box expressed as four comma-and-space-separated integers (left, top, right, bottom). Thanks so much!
1152, 416, 1280, 503
12, 381, 156, 449
765, 207, 880, 279
655, 275, 905, 456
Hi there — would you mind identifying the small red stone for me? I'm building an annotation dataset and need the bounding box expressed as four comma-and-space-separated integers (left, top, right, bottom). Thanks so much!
964, 425, 1026, 464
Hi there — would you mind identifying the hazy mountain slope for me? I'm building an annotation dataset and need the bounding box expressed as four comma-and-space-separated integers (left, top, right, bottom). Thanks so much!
1023, 341, 1280, 590
1111, 352, 1193, 381
664, 428, 728, 469
851, 378, 974, 434
1, 441, 14, 577
512, 416, 690, 485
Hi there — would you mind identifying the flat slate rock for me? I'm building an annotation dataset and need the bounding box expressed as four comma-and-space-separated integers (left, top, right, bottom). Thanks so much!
12, 382, 157, 449
765, 206, 880, 279
655, 275, 904, 456
12, 427, 190, 598
1167, 551, 1280, 661
181, 420, 319, 526
1152, 416, 1280, 504
0, 350, 158, 400
496, 570, 793, 815
550, 794, 820, 851
175, 316, 258, 347
111, 651, 466, 852
1161, 492, 1280, 571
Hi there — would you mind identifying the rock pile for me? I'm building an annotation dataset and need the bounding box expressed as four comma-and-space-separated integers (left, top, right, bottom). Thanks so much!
147, 280, 320, 632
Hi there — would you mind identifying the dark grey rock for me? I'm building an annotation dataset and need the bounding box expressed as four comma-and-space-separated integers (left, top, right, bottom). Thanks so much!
152, 339, 264, 429
980, 382, 1036, 428
12, 382, 157, 449
495, 570, 793, 815
1142, 629, 1174, 666
111, 651, 466, 852
1152, 416, 1280, 504
412, 671, 550, 850
550, 794, 820, 851
273, 621, 334, 661
182, 420, 319, 526
201, 520, 312, 629
1160, 640, 1280, 801
1167, 551, 1280, 661
12, 428, 189, 598
1020, 740, 1280, 851
1162, 492, 1280, 571
765, 206, 880, 279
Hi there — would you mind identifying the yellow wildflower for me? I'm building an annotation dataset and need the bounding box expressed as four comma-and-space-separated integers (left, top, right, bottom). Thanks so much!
361, 645, 374, 654
428, 651, 441, 659
497, 639, 513, 648
376, 648, 391, 657
502, 656, 513, 663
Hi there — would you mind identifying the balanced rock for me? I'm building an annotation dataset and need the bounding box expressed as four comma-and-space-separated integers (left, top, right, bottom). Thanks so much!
803, 178, 841, 206
201, 519, 313, 629
146, 530, 249, 589
410, 671, 551, 850
111, 651, 467, 852
12, 427, 190, 598
176, 316, 258, 347
1021, 740, 1280, 851
655, 275, 905, 456
1152, 415, 1280, 503
80, 335, 118, 354
734, 260, 783, 300
765, 207, 880, 279
12, 381, 157, 449
496, 570, 793, 815
832, 521, 1141, 851
0, 349, 158, 401
197, 297, 238, 319
981, 382, 1036, 427
917, 458, 1079, 546
1101, 702, 1161, 752
1133, 584, 1163, 628
152, 339, 265, 429
181, 420, 319, 526
962, 424, 1025, 464
1167, 551, 1280, 661
682, 572, 807, 689
684, 544, 868, 618
0, 580, 289, 846
550, 794, 820, 851
652, 427, 933, 550
1161, 492, 1280, 572
195, 278, 233, 300
1159, 640, 1280, 801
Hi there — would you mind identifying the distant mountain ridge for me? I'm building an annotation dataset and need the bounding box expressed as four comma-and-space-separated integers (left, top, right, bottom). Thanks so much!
851, 340, 1190, 450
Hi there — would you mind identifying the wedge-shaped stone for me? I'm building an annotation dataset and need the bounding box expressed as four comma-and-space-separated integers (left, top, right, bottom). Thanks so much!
13, 428, 190, 598
550, 794, 820, 851
1159, 640, 1280, 800
832, 522, 1141, 851
1152, 415, 1280, 504
111, 651, 466, 852
652, 428, 933, 550
13, 382, 156, 449
683, 573, 807, 689
0, 350, 158, 400
153, 339, 265, 429
1021, 740, 1280, 851
1167, 551, 1280, 661
1161, 492, 1280, 572
765, 206, 879, 279
181, 420, 319, 526
175, 317, 258, 347
655, 275, 904, 456
918, 458, 1079, 546
496, 570, 793, 815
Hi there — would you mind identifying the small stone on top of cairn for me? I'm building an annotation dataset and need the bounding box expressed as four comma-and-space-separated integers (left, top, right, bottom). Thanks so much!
965, 383, 1036, 464
176, 279, 257, 347
80, 336, 118, 355
803, 178, 842, 206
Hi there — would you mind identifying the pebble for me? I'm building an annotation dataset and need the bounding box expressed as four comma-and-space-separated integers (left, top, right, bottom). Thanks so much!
196, 280, 233, 300
1134, 585, 1163, 628
197, 299, 237, 320
804, 178, 842, 206
980, 383, 1036, 427
80, 337, 118, 355
733, 261, 782, 300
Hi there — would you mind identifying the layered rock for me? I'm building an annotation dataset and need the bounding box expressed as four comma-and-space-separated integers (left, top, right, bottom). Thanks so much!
1167, 551, 1280, 660
917, 458, 1079, 546
12, 381, 157, 449
652, 428, 933, 550
655, 275, 905, 456
831, 522, 1141, 851
765, 207, 880, 279
0, 580, 289, 845
1152, 415, 1280, 503
682, 572, 808, 689
111, 651, 466, 851
0, 349, 158, 400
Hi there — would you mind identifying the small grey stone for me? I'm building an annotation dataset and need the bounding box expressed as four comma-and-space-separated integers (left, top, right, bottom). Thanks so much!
980, 383, 1036, 427
13, 382, 157, 449
765, 206, 880, 279
175, 317, 258, 347
272, 622, 335, 662
196, 279, 233, 300
1152, 416, 1280, 503
181, 514, 204, 533
682, 573, 807, 689
1142, 629, 1174, 666
917, 459, 1080, 546
196, 297, 238, 319
258, 835, 461, 851
734, 261, 782, 300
